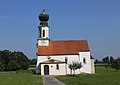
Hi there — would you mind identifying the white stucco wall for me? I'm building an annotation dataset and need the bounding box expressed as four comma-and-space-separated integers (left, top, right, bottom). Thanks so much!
36, 55, 80, 74
79, 52, 92, 74
36, 52, 93, 75
40, 63, 66, 75
36, 56, 48, 73
91, 59, 95, 74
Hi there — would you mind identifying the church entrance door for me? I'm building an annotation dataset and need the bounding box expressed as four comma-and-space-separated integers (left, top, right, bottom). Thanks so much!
44, 65, 49, 75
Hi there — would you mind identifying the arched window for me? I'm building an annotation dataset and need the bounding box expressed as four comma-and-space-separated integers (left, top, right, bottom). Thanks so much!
47, 56, 51, 59
56, 64, 59, 70
43, 30, 45, 37
83, 58, 86, 64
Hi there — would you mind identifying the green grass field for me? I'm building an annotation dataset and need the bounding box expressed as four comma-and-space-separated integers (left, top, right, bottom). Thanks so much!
0, 71, 43, 85
0, 67, 120, 85
56, 67, 120, 85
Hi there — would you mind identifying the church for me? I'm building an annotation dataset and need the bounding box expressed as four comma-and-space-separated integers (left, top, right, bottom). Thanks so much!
36, 8, 95, 75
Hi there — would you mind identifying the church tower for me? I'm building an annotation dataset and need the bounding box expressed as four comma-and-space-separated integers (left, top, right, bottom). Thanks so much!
38, 8, 50, 46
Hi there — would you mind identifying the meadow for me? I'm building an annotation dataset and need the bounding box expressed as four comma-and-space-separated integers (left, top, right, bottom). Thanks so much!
0, 66, 120, 85
0, 71, 43, 85
56, 66, 120, 85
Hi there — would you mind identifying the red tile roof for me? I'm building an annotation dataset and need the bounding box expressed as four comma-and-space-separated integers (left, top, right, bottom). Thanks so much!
38, 40, 90, 56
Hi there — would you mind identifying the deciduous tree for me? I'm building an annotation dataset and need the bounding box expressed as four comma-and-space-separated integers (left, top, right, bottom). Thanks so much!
111, 58, 120, 72
0, 50, 30, 71
68, 61, 82, 75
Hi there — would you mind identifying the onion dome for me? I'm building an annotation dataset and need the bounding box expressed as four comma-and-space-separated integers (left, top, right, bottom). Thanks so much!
39, 9, 49, 21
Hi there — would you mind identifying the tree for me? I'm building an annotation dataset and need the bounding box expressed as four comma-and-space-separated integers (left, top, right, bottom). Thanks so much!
0, 50, 10, 70
95, 59, 99, 64
102, 56, 110, 71
7, 61, 21, 71
68, 61, 82, 75
72, 61, 78, 75
29, 59, 37, 65
111, 58, 120, 72
110, 56, 114, 63
0, 50, 30, 71
94, 59, 103, 64
15, 51, 30, 70
102, 56, 109, 63
68, 63, 73, 75
0, 61, 3, 71
20, 62, 29, 70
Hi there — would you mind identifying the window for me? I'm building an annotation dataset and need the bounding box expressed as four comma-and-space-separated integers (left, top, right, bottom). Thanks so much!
65, 57, 68, 64
47, 56, 51, 59
83, 58, 86, 64
56, 64, 59, 70
43, 30, 45, 37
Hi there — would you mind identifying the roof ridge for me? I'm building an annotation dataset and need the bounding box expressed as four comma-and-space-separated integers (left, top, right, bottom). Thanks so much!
50, 40, 88, 42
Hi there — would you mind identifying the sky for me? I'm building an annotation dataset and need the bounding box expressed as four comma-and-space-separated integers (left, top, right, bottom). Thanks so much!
0, 0, 120, 60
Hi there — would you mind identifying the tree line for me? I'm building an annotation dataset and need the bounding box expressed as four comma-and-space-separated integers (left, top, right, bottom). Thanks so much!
0, 50, 30, 71
29, 59, 37, 65
95, 56, 120, 71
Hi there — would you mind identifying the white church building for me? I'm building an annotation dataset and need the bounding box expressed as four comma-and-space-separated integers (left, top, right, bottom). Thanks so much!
36, 8, 95, 75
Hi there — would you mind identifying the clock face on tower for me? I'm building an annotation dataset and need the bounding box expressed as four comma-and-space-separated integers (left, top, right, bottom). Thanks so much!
38, 40, 49, 46
41, 40, 45, 44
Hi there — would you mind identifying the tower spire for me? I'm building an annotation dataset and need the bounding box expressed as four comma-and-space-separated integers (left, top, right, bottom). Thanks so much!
38, 8, 50, 40
39, 6, 49, 26
43, 5, 45, 11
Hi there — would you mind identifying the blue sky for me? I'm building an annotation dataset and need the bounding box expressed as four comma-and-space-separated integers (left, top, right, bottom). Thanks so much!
0, 0, 120, 60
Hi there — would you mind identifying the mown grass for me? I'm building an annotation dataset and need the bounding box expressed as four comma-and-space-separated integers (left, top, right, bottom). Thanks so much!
56, 67, 120, 85
0, 71, 43, 85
